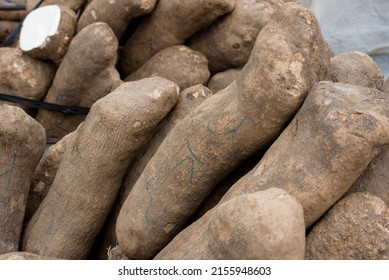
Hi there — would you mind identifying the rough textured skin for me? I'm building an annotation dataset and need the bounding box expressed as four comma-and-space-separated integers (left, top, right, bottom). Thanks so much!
325, 52, 388, 206
119, 0, 236, 76
0, 105, 46, 254
155, 189, 305, 260
190, 150, 263, 222
207, 68, 241, 93
77, 0, 158, 39
35, 23, 122, 139
0, 21, 18, 43
327, 52, 384, 89
124, 45, 210, 91
24, 131, 76, 225
222, 82, 389, 227
0, 48, 55, 100
0, 252, 59, 260
120, 84, 213, 202
0, 10, 25, 21
116, 3, 330, 259
22, 6, 77, 62
382, 77, 389, 93
95, 84, 212, 259
188, 0, 294, 73
22, 77, 179, 259
346, 148, 389, 205
306, 192, 389, 260
26, 0, 87, 11
331, 56, 388, 206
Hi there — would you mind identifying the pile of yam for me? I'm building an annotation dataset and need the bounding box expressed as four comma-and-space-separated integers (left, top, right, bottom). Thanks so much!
0, 0, 387, 260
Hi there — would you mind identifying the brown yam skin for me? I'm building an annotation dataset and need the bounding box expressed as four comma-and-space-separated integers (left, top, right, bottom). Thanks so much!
120, 85, 213, 202
34, 23, 122, 139
22, 6, 77, 62
188, 0, 293, 73
0, 48, 55, 101
346, 148, 389, 205
77, 0, 158, 39
95, 85, 213, 259
190, 149, 264, 222
22, 77, 179, 259
124, 45, 211, 91
320, 51, 388, 210
26, 0, 87, 11
327, 51, 384, 89
0, 252, 60, 260
0, 11, 25, 21
119, 0, 236, 76
306, 192, 389, 260
116, 2, 330, 259
327, 52, 388, 206
155, 189, 305, 260
0, 105, 46, 254
207, 68, 241, 93
24, 131, 76, 225
222, 82, 389, 227
0, 21, 18, 43
382, 77, 389, 93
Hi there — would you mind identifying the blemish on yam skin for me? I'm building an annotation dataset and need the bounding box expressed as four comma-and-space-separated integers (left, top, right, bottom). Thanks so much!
152, 89, 163, 99
91, 10, 97, 20
12, 61, 37, 88
140, 1, 153, 11
12, 61, 25, 74
302, 12, 313, 25
163, 223, 175, 234
133, 121, 141, 128
27, 79, 37, 88
287, 52, 305, 97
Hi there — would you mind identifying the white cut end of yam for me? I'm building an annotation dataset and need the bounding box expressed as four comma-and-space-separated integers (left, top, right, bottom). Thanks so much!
20, 5, 61, 51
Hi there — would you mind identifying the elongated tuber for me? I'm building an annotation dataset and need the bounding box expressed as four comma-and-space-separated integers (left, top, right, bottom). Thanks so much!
34, 22, 122, 139
0, 105, 45, 254
77, 0, 158, 39
23, 77, 179, 259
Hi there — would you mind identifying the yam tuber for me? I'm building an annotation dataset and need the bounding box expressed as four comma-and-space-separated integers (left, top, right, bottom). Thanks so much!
34, 22, 122, 139
95, 84, 212, 259
20, 5, 77, 62
306, 192, 389, 260
23, 77, 179, 259
77, 0, 158, 39
124, 45, 210, 91
0, 105, 45, 254
0, 48, 55, 103
327, 51, 384, 89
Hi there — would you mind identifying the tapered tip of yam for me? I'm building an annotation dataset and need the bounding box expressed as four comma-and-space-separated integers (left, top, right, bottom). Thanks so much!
209, 188, 306, 259
0, 105, 46, 146
306, 192, 389, 260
